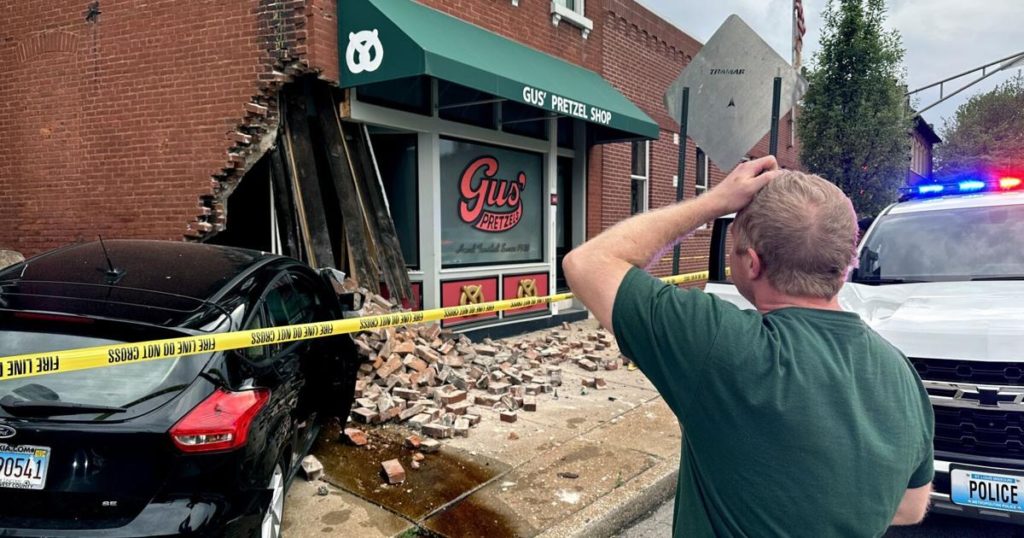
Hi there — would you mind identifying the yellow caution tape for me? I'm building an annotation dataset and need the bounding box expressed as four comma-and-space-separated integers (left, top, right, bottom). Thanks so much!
0, 270, 715, 381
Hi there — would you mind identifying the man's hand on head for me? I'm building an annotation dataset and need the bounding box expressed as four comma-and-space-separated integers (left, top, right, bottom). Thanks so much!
706, 156, 782, 215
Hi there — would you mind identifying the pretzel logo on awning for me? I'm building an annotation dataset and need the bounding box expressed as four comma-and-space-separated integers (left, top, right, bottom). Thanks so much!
458, 156, 526, 233
346, 29, 384, 74
517, 279, 538, 299
459, 285, 484, 305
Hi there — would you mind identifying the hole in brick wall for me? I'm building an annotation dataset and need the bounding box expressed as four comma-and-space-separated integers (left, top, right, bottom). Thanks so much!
207, 154, 274, 252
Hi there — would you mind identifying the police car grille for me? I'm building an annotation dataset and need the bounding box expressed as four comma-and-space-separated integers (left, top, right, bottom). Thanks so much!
933, 406, 1024, 458
910, 357, 1024, 386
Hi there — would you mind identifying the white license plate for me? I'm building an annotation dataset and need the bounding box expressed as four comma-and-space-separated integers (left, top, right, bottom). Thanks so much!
0, 444, 50, 490
951, 466, 1024, 513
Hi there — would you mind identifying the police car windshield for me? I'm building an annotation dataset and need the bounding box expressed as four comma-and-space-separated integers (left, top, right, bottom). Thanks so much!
852, 203, 1024, 283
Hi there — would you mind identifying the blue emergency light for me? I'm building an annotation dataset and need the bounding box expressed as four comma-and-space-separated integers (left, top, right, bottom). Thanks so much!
901, 175, 1024, 201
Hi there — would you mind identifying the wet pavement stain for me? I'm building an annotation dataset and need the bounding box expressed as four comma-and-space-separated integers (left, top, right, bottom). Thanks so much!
321, 509, 351, 525
422, 493, 539, 538
313, 422, 528, 536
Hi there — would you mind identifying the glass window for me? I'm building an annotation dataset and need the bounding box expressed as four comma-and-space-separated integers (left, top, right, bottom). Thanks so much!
370, 132, 419, 268
554, 0, 585, 16
631, 141, 649, 215
852, 204, 1024, 283
440, 138, 545, 267
243, 308, 271, 361
265, 276, 318, 327
696, 147, 709, 196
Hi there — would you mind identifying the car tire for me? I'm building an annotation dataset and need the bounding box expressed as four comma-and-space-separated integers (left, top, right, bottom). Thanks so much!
260, 462, 285, 538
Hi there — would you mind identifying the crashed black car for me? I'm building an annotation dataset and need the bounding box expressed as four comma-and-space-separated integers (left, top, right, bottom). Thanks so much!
0, 240, 359, 537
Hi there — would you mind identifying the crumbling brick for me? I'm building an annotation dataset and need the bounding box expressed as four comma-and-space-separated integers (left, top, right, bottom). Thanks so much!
381, 459, 405, 484
343, 428, 368, 446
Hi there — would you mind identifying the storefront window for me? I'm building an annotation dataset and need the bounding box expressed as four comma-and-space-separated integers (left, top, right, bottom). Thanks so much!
371, 132, 420, 268
440, 138, 545, 267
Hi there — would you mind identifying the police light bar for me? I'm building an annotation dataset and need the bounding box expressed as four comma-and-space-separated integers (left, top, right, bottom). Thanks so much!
901, 176, 1024, 200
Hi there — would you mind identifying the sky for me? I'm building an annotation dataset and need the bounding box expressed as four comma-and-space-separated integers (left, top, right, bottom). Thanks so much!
639, 0, 1024, 135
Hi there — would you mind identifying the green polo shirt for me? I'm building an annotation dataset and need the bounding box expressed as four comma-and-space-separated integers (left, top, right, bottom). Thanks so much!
612, 268, 934, 537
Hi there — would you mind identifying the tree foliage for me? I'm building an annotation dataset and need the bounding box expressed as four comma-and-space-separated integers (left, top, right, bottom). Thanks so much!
798, 0, 909, 216
936, 74, 1024, 177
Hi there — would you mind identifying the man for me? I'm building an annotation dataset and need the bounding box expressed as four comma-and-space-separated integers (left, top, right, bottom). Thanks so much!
563, 156, 933, 537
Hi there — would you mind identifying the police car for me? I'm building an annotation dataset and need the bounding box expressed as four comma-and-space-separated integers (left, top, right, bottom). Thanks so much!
705, 175, 1024, 524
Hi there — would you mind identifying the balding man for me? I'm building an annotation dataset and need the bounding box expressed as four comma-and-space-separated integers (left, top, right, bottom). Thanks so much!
563, 157, 934, 537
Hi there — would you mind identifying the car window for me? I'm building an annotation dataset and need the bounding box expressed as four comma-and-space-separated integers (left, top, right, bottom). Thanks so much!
265, 274, 320, 327
243, 307, 271, 361
853, 204, 1024, 282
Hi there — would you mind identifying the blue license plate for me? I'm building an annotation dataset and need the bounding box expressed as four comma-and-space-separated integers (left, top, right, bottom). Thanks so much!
0, 444, 50, 490
951, 466, 1024, 513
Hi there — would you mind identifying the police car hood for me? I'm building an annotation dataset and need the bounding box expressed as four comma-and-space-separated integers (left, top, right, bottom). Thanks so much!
838, 281, 1024, 362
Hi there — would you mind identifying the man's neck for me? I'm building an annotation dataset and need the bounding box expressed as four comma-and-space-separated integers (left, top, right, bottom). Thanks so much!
754, 293, 842, 314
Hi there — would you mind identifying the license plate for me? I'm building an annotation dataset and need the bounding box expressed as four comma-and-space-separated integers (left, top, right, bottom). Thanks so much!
951, 466, 1024, 513
0, 444, 49, 490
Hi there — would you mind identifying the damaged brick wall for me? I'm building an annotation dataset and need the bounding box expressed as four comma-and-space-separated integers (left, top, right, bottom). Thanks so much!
0, 0, 339, 255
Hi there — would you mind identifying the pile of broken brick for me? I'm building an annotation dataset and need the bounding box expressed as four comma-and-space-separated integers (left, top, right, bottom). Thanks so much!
345, 299, 622, 442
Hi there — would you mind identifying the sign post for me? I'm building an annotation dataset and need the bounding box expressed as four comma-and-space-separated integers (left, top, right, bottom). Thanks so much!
769, 75, 782, 156
672, 87, 690, 276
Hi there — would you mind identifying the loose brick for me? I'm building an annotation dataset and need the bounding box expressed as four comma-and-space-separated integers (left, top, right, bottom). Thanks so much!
420, 439, 441, 453
523, 396, 537, 412
446, 401, 473, 415
381, 459, 405, 485
422, 423, 452, 439
439, 390, 467, 405
343, 428, 368, 446
351, 408, 378, 424
488, 382, 511, 395
500, 411, 518, 423
578, 359, 598, 372
301, 455, 324, 481
405, 435, 422, 449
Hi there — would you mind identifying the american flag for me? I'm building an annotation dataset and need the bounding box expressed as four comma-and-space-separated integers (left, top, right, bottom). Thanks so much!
793, 0, 806, 67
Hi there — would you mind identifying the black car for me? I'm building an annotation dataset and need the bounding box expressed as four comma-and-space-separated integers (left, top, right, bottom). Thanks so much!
0, 240, 359, 537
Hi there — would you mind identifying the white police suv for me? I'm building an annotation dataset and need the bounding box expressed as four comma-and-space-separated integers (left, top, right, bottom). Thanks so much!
705, 175, 1024, 524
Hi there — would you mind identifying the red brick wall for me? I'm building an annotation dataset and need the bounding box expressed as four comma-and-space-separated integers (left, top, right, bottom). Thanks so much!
416, 0, 602, 73
595, 0, 802, 278
0, 0, 324, 255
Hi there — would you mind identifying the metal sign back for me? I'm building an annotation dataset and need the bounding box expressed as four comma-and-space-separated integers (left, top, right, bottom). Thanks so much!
665, 15, 802, 172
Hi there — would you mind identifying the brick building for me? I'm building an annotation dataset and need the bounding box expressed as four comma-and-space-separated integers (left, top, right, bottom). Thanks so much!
0, 0, 800, 332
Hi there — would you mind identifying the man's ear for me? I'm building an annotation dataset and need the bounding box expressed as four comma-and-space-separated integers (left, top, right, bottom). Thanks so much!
746, 248, 764, 280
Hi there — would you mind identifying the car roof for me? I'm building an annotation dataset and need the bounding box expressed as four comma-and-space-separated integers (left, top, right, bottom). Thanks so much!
888, 191, 1024, 215
0, 240, 283, 329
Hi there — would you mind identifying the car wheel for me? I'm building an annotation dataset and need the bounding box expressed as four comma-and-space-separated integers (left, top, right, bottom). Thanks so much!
261, 462, 285, 538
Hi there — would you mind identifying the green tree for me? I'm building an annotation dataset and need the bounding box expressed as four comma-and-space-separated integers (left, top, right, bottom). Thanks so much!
798, 0, 910, 216
936, 74, 1024, 177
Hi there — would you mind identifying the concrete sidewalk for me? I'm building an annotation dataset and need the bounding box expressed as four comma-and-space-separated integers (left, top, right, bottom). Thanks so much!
283, 319, 681, 538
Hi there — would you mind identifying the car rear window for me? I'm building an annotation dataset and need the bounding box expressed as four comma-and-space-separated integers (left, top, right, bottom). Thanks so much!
0, 324, 209, 420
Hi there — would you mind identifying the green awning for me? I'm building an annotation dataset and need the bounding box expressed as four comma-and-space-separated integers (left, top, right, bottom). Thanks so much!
338, 0, 659, 141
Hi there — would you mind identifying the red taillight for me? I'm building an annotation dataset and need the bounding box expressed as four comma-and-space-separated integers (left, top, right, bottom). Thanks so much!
169, 388, 270, 453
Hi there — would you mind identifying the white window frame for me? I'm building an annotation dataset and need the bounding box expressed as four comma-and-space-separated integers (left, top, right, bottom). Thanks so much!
630, 141, 649, 215
695, 147, 709, 196
551, 0, 593, 39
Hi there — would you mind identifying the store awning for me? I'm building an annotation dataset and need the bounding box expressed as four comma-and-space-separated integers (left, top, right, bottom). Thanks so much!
338, 0, 659, 142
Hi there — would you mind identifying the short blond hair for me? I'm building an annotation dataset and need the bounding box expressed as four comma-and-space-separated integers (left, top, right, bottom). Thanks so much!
733, 171, 858, 298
